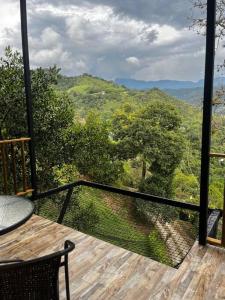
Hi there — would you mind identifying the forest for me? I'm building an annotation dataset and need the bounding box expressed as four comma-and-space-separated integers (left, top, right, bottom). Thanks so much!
0, 47, 224, 266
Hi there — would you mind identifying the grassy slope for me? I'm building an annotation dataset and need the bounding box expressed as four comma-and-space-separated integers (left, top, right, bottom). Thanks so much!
78, 188, 171, 264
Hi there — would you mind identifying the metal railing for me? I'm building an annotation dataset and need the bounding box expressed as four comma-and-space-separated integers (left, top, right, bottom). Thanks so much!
0, 138, 33, 196
33, 180, 201, 267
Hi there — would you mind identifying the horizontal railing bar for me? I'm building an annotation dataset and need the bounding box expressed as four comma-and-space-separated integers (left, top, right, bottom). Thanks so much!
207, 236, 222, 246
33, 180, 201, 212
33, 182, 80, 199
210, 152, 225, 158
0, 138, 31, 144
17, 189, 34, 196
79, 181, 201, 211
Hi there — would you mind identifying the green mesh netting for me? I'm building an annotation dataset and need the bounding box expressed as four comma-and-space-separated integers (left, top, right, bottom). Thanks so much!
35, 186, 198, 268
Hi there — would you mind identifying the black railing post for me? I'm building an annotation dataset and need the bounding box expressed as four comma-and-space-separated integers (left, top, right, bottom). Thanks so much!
57, 187, 74, 224
20, 0, 37, 195
199, 0, 216, 245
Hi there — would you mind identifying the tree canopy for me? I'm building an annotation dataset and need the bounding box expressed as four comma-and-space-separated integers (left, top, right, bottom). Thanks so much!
112, 100, 184, 197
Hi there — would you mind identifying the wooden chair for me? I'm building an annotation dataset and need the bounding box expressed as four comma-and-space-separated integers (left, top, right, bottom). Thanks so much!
0, 240, 75, 300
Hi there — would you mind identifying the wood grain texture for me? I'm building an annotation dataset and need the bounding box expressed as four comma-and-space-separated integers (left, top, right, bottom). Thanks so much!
1, 215, 225, 299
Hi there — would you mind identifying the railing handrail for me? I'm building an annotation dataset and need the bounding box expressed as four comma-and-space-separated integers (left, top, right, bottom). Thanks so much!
33, 179, 201, 212
210, 152, 225, 158
0, 138, 31, 145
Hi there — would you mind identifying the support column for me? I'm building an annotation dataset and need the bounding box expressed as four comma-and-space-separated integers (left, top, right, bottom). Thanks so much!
20, 0, 37, 196
199, 0, 216, 245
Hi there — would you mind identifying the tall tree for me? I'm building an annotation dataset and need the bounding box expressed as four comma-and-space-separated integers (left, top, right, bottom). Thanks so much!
112, 100, 184, 197
0, 47, 74, 190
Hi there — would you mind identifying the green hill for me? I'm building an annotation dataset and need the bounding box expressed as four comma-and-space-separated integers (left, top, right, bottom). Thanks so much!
56, 74, 225, 209
57, 74, 198, 121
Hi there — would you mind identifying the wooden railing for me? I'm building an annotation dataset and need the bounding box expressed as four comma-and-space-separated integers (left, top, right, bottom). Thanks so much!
207, 152, 225, 247
0, 138, 33, 196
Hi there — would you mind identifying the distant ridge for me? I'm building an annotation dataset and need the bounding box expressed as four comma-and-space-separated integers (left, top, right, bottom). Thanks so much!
115, 77, 225, 90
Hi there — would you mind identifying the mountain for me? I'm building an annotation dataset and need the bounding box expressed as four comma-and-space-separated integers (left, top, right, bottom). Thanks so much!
164, 87, 203, 106
57, 74, 199, 123
115, 77, 225, 90
115, 77, 225, 106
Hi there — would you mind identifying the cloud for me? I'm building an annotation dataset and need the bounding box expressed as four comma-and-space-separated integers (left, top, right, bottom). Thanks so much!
0, 0, 208, 81
33, 0, 194, 28
126, 57, 140, 66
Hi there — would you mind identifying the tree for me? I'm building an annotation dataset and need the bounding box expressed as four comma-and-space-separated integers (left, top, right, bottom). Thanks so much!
66, 112, 124, 184
0, 47, 74, 190
192, 0, 225, 42
112, 100, 184, 197
192, 0, 225, 104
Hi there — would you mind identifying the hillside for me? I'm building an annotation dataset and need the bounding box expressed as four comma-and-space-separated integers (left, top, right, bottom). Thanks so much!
56, 74, 225, 209
57, 74, 197, 120
165, 87, 203, 106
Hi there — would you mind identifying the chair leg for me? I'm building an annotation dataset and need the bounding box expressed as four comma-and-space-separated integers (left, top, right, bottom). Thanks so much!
65, 254, 70, 300
56, 279, 60, 300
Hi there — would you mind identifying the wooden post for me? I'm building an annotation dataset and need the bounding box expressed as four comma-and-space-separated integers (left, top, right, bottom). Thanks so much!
1, 144, 8, 194
11, 143, 18, 194
21, 141, 27, 192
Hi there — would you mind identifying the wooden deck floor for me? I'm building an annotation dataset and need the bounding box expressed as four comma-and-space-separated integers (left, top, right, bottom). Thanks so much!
0, 215, 225, 299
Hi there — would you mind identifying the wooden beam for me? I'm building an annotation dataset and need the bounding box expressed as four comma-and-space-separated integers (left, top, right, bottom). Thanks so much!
0, 138, 31, 145
207, 237, 222, 247
210, 153, 225, 158
16, 189, 34, 196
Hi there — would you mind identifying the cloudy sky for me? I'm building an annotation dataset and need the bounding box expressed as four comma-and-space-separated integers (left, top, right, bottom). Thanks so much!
0, 0, 224, 81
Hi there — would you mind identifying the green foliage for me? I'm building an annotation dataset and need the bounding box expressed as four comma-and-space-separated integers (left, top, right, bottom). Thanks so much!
0, 47, 74, 190
148, 229, 171, 265
0, 46, 26, 138
173, 171, 199, 203
66, 112, 124, 184
112, 100, 184, 197
64, 190, 100, 232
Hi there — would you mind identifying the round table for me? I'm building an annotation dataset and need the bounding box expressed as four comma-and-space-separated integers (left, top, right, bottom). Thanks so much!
0, 196, 34, 235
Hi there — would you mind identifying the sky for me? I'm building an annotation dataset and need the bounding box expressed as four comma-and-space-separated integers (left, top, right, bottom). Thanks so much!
0, 0, 224, 81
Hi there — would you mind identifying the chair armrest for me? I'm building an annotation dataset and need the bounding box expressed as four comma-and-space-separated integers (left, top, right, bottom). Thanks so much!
0, 259, 24, 265
64, 240, 75, 252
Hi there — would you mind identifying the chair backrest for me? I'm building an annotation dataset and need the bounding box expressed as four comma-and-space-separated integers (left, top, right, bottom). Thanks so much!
0, 240, 75, 300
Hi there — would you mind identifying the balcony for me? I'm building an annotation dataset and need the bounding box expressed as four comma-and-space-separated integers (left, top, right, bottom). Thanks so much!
0, 135, 224, 299
1, 212, 224, 299
0, 0, 223, 298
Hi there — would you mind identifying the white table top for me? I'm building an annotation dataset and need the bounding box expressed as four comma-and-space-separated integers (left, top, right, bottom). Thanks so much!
0, 196, 34, 235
